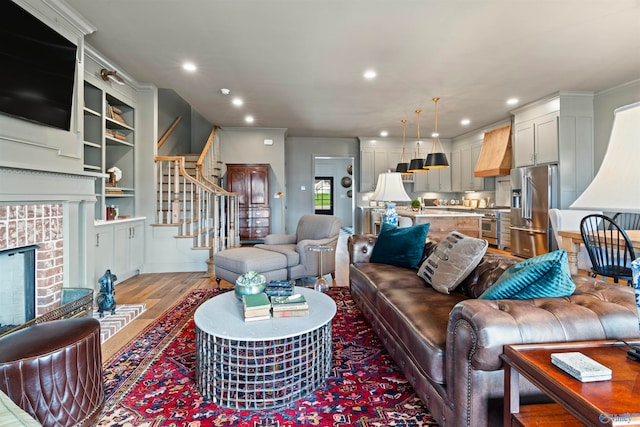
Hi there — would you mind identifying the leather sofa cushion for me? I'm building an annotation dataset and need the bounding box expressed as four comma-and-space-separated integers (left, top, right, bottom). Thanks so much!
350, 262, 426, 308
378, 287, 468, 384
459, 252, 521, 298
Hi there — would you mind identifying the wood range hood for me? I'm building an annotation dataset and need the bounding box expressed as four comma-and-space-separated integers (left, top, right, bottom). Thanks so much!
474, 123, 512, 177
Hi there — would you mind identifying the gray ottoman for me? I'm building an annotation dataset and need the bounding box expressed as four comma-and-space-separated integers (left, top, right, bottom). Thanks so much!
214, 247, 288, 285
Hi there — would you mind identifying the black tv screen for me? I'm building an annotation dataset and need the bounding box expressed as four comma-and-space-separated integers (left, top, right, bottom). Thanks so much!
0, 1, 78, 131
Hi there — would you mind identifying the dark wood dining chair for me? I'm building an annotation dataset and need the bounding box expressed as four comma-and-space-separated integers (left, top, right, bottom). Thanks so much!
580, 214, 636, 285
612, 212, 640, 230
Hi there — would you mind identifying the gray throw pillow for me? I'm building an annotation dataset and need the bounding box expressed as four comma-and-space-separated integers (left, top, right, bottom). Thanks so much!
417, 231, 488, 294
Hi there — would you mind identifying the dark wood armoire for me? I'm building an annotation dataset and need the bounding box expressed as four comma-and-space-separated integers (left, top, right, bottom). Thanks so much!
225, 163, 270, 242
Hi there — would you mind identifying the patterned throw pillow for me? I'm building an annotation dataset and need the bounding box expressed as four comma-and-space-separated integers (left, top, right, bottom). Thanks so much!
370, 222, 430, 269
417, 231, 488, 294
478, 250, 575, 300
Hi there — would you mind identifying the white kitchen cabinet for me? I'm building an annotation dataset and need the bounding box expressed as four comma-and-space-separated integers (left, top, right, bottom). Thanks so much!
412, 170, 429, 191
512, 92, 594, 208
93, 218, 145, 286
413, 152, 451, 192
450, 150, 462, 191
450, 144, 494, 191
514, 111, 558, 167
360, 150, 375, 191
360, 147, 404, 192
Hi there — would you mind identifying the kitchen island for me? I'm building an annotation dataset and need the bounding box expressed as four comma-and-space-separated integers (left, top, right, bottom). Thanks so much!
397, 208, 483, 241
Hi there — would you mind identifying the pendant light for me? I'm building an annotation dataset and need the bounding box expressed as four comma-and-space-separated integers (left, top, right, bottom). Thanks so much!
408, 109, 426, 172
424, 97, 449, 169
395, 119, 409, 173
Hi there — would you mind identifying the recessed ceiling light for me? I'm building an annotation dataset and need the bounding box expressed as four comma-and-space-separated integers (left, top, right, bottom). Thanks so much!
461, 118, 471, 126
183, 62, 197, 72
380, 130, 388, 137
245, 115, 254, 123
363, 70, 377, 80
232, 97, 243, 107
220, 88, 230, 95
507, 98, 519, 105
431, 132, 439, 138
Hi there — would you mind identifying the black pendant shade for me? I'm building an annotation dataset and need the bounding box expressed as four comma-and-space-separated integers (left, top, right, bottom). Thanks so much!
395, 162, 409, 173
424, 152, 449, 168
408, 158, 425, 172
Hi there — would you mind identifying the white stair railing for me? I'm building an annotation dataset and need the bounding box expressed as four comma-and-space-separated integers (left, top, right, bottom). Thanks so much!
155, 155, 239, 252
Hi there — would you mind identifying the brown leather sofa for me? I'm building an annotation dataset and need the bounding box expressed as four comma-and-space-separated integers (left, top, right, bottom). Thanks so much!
348, 234, 640, 427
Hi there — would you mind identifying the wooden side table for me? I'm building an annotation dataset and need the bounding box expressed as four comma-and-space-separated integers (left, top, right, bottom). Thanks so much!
502, 341, 640, 426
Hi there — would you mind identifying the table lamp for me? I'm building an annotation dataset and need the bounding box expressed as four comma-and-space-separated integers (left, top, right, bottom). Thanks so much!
371, 172, 411, 226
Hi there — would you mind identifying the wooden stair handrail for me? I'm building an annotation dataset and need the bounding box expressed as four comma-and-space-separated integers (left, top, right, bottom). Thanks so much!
155, 155, 238, 196
195, 126, 227, 192
197, 125, 218, 165
157, 116, 183, 150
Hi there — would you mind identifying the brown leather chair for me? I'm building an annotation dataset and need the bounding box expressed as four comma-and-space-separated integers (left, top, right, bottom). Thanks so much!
0, 317, 105, 427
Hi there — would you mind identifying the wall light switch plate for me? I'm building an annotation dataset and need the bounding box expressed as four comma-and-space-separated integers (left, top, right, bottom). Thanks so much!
300, 186, 306, 191
264, 139, 273, 145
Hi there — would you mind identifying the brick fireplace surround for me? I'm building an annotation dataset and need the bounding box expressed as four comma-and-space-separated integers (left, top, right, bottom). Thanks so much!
0, 204, 64, 316
0, 167, 98, 320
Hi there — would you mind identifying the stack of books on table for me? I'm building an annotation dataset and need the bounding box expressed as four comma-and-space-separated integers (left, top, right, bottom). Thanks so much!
242, 293, 271, 322
270, 294, 309, 318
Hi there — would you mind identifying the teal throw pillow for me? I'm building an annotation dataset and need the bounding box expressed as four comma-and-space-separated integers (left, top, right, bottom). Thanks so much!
370, 222, 430, 269
478, 250, 575, 300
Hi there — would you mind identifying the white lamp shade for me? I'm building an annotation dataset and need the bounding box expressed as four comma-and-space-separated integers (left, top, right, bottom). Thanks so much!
571, 101, 640, 213
370, 172, 411, 202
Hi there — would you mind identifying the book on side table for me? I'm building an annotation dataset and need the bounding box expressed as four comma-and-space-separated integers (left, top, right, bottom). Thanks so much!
242, 292, 271, 322
271, 293, 308, 317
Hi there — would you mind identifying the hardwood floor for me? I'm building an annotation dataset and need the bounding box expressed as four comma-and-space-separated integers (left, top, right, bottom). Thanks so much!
101, 231, 351, 360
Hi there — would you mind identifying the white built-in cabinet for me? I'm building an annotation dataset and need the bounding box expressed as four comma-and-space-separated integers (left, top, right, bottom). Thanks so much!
93, 218, 145, 286
514, 111, 558, 167
83, 81, 136, 221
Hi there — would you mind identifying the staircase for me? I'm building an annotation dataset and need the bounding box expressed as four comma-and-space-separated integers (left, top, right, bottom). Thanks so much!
152, 120, 239, 274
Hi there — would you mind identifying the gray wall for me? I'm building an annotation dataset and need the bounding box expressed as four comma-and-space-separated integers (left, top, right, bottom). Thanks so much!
314, 158, 355, 228
219, 127, 287, 233
285, 137, 359, 234
158, 89, 191, 156
593, 79, 640, 171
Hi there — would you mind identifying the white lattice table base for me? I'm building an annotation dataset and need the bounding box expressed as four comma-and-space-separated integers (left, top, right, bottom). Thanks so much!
196, 322, 332, 409
193, 287, 336, 410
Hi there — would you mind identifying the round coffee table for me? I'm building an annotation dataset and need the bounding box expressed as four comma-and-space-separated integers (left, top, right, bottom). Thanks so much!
194, 287, 337, 409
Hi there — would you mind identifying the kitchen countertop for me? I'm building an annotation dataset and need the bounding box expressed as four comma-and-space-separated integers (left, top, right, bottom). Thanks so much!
396, 208, 482, 217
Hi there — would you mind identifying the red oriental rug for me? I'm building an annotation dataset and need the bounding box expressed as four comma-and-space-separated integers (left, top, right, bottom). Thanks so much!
99, 288, 439, 426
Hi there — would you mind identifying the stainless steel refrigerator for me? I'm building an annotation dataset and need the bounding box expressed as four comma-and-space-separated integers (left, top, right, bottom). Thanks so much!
510, 164, 558, 258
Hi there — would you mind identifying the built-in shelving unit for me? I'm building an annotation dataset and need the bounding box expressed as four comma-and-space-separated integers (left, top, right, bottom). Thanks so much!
83, 81, 136, 220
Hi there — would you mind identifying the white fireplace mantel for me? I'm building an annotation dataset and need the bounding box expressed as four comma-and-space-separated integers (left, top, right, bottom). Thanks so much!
0, 166, 98, 290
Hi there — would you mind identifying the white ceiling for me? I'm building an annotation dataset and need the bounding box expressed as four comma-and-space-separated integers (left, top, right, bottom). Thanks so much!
64, 0, 640, 139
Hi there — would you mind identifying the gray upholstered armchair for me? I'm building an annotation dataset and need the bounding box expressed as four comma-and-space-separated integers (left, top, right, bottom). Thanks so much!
255, 214, 342, 280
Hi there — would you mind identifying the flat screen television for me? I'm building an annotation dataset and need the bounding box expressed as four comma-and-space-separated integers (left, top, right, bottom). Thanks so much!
0, 1, 78, 131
